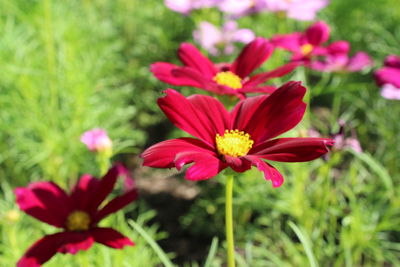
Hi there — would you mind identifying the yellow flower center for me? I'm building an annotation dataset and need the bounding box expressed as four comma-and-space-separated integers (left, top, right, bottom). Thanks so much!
216, 129, 254, 157
66, 210, 91, 231
213, 71, 242, 90
300, 44, 314, 55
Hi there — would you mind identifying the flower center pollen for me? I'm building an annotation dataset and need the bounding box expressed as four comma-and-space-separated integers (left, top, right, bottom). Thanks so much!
300, 44, 314, 55
216, 129, 254, 157
213, 71, 242, 90
66, 210, 91, 231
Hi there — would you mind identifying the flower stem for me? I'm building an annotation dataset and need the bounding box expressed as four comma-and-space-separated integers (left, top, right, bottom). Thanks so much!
225, 174, 235, 267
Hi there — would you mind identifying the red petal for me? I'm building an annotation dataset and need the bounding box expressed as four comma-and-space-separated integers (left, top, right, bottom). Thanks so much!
178, 43, 217, 77
375, 67, 400, 87
305, 21, 330, 46
231, 37, 274, 78
175, 151, 227, 180
172, 67, 222, 93
244, 155, 284, 187
384, 55, 400, 68
15, 182, 70, 228
224, 156, 252, 173
17, 232, 68, 267
252, 137, 334, 162
239, 85, 277, 95
150, 62, 202, 87
232, 81, 306, 143
244, 62, 300, 87
92, 227, 135, 249
327, 41, 350, 55
57, 231, 94, 254
141, 137, 215, 168
271, 32, 302, 52
70, 174, 100, 212
158, 89, 229, 144
87, 166, 119, 213
93, 189, 138, 223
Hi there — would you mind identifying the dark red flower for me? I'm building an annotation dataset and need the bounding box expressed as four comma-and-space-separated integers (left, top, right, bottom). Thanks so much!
141, 82, 333, 187
150, 38, 299, 99
15, 165, 137, 267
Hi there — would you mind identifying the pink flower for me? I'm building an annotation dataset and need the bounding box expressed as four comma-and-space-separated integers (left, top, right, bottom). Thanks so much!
193, 21, 255, 56
264, 0, 329, 21
375, 55, 400, 100
80, 128, 112, 152
308, 120, 362, 153
164, 0, 217, 14
272, 21, 330, 62
217, 0, 267, 17
151, 38, 299, 99
115, 163, 136, 192
15, 165, 137, 266
141, 82, 333, 187
310, 41, 372, 72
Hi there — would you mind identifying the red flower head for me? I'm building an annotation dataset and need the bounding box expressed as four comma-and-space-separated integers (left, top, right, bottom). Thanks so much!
15, 165, 137, 267
272, 21, 330, 62
150, 38, 299, 99
141, 82, 334, 187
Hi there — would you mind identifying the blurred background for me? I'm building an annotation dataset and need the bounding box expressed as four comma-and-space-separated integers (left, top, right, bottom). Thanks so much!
0, 0, 400, 266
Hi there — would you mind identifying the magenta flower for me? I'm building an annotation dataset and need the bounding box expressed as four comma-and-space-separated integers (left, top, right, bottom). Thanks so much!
15, 166, 137, 266
80, 128, 112, 152
141, 82, 333, 187
151, 38, 299, 99
193, 21, 255, 56
310, 41, 372, 72
264, 0, 329, 21
272, 21, 330, 62
375, 55, 400, 100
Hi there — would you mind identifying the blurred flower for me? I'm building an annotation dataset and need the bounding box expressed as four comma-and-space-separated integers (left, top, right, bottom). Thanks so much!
15, 165, 137, 266
151, 38, 299, 99
141, 82, 333, 187
272, 21, 330, 62
308, 120, 362, 153
115, 162, 136, 192
374, 55, 400, 100
264, 0, 329, 21
310, 41, 372, 72
217, 0, 267, 17
5, 209, 21, 223
80, 128, 112, 153
193, 21, 255, 56
164, 0, 217, 14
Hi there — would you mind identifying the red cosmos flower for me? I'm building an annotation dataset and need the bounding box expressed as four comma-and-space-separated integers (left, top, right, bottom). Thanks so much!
15, 165, 137, 267
141, 82, 333, 187
272, 21, 330, 62
150, 37, 299, 99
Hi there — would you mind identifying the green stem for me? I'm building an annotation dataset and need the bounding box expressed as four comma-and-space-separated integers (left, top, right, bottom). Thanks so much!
225, 174, 235, 267
128, 220, 175, 267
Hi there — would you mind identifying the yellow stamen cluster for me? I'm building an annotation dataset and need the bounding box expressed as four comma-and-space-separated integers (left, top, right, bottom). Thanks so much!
66, 210, 91, 231
216, 129, 254, 157
300, 43, 314, 55
213, 71, 243, 90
